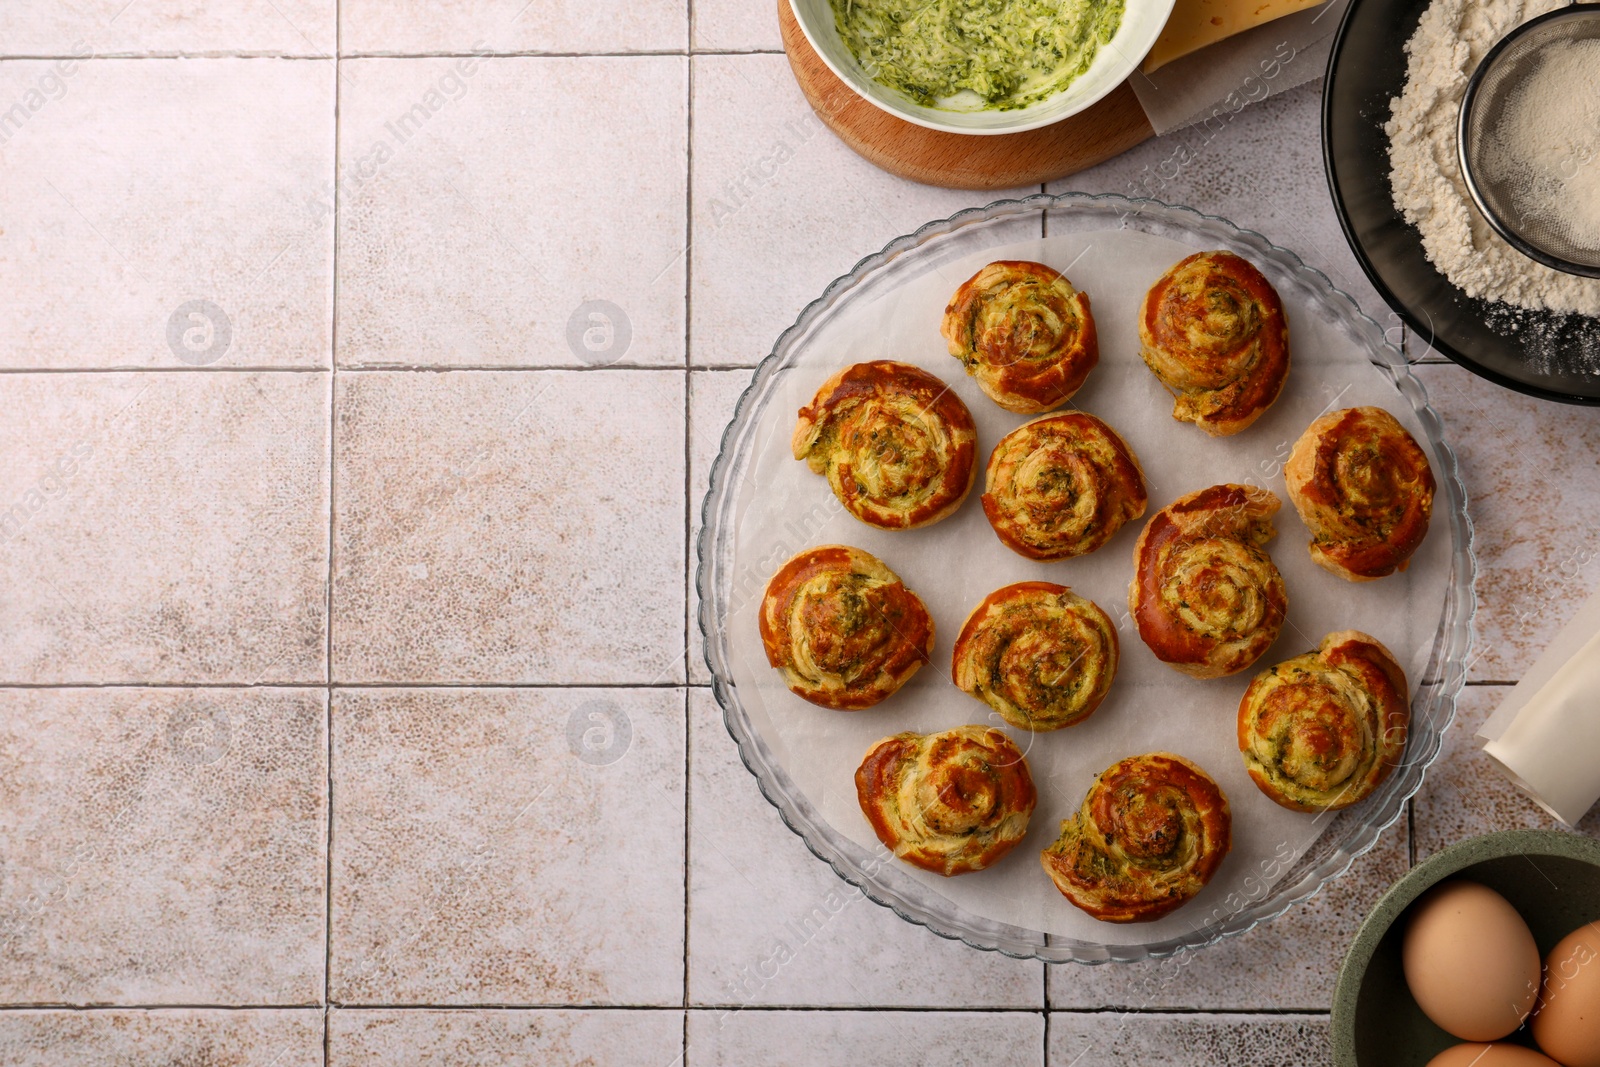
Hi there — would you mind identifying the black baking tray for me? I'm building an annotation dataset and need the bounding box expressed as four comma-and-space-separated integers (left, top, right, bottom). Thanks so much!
1323, 0, 1600, 403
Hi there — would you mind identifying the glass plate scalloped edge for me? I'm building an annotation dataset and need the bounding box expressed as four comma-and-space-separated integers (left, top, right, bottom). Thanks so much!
695, 191, 1478, 964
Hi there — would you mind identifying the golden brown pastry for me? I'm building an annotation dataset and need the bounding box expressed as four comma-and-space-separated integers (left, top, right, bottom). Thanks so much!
1129, 483, 1288, 679
793, 361, 977, 530
1284, 406, 1436, 582
758, 545, 934, 710
1238, 630, 1410, 812
1041, 752, 1232, 923
982, 412, 1148, 561
856, 724, 1036, 876
940, 260, 1099, 413
952, 582, 1118, 732
1139, 249, 1290, 436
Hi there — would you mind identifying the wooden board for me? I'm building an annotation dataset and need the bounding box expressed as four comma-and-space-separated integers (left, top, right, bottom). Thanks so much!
779, 0, 1155, 190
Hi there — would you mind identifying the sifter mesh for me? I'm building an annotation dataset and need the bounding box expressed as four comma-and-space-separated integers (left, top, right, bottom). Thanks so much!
1459, 5, 1600, 276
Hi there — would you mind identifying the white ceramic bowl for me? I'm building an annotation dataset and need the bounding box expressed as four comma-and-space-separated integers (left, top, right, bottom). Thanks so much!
789, 0, 1175, 135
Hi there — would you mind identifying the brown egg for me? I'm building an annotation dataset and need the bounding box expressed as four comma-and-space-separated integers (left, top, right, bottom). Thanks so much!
1426, 1045, 1563, 1067
1532, 920, 1600, 1067
1402, 880, 1542, 1041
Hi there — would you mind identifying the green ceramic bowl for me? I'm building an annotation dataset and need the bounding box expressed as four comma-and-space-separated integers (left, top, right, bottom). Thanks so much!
1332, 829, 1600, 1066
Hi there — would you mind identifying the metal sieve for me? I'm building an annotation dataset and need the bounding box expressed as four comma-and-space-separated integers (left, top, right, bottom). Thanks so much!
1458, 3, 1600, 278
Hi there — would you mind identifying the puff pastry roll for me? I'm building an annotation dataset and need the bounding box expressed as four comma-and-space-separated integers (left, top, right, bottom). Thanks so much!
793, 361, 977, 530
759, 545, 934, 710
1139, 250, 1290, 436
952, 582, 1118, 732
1238, 630, 1410, 812
940, 260, 1099, 413
1129, 484, 1288, 679
1284, 406, 1435, 582
982, 412, 1148, 561
1041, 752, 1232, 923
856, 724, 1036, 876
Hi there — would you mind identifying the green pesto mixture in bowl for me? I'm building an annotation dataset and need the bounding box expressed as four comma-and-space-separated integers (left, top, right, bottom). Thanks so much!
829, 0, 1127, 112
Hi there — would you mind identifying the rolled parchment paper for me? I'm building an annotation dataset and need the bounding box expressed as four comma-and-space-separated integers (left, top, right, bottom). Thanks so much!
1478, 585, 1600, 826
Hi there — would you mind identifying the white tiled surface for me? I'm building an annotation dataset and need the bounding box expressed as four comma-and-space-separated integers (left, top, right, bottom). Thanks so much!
334, 57, 686, 369
0, 689, 327, 1004
692, 0, 784, 51
1, 3, 1598, 1064
329, 687, 686, 1005
337, 1, 689, 56
328, 1009, 684, 1066
1048, 1013, 1332, 1065
331, 370, 685, 683
0, 4, 336, 56
0, 1010, 325, 1066
0, 59, 335, 369
0, 372, 329, 683
687, 1010, 1045, 1065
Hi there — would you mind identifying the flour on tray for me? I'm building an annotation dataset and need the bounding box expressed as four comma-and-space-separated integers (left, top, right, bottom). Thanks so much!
1386, 0, 1600, 317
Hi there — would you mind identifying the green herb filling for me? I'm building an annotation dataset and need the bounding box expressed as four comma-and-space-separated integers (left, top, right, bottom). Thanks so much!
830, 0, 1126, 112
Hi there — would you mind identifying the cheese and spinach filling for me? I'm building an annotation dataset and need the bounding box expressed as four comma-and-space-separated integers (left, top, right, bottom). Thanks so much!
829, 0, 1126, 111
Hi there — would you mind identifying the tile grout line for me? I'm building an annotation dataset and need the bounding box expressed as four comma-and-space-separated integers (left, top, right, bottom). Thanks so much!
1038, 757, 1049, 1067
324, 7, 343, 1063
681, 43, 696, 736
1406, 371, 1418, 888
0, 681, 697, 689
687, 359, 1468, 375
682, 30, 695, 1065
0, 364, 695, 374
1402, 319, 1419, 879
1407, 797, 1417, 870
0, 48, 787, 61
1040, 744, 1049, 1067
0, 679, 1520, 690
0, 1005, 332, 1013
0, 366, 334, 374
681, 688, 693, 1059
0, 1002, 1334, 1014
0, 52, 340, 60
343, 49, 787, 58
1028, 1007, 1335, 1017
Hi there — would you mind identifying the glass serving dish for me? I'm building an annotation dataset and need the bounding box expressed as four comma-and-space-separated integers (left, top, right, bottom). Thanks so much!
696, 193, 1477, 964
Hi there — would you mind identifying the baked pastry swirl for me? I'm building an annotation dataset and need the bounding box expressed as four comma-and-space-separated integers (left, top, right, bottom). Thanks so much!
982, 412, 1148, 561
1238, 630, 1410, 812
940, 260, 1099, 413
1129, 484, 1288, 679
1139, 250, 1290, 436
1284, 406, 1435, 582
793, 361, 978, 530
759, 545, 934, 710
1041, 752, 1232, 923
952, 582, 1118, 732
856, 724, 1037, 876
